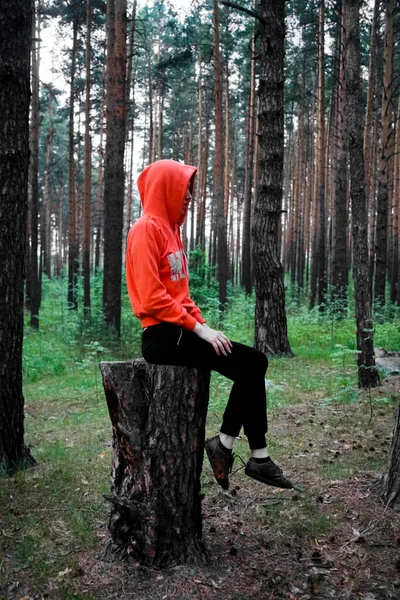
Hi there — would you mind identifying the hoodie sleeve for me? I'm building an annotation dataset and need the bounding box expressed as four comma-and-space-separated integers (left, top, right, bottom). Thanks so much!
181, 296, 206, 324
127, 218, 198, 330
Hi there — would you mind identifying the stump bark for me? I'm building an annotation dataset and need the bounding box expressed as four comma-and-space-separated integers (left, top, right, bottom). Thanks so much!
381, 395, 400, 510
99, 358, 210, 567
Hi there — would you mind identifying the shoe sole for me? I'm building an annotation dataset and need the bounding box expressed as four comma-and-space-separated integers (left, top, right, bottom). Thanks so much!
205, 442, 229, 490
245, 468, 293, 490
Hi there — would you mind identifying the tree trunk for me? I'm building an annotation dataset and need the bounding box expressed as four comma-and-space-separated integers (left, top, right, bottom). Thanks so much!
295, 90, 307, 292
67, 19, 79, 310
213, 0, 228, 311
374, 0, 395, 309
331, 4, 348, 312
125, 0, 137, 121
390, 96, 400, 303
195, 55, 205, 251
292, 97, 303, 296
0, 0, 36, 473
381, 401, 400, 510
364, 0, 379, 225
94, 70, 106, 272
316, 1, 326, 309
147, 51, 155, 164
253, 0, 292, 356
241, 33, 256, 294
309, 72, 318, 310
124, 0, 137, 253
99, 359, 210, 566
29, 0, 41, 328
224, 66, 230, 217
83, 0, 92, 316
195, 74, 209, 253
395, 97, 400, 305
304, 99, 315, 291
344, 0, 380, 388
103, 0, 127, 335
42, 87, 55, 279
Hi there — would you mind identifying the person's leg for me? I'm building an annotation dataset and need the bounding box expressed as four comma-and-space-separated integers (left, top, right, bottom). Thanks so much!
142, 324, 293, 489
215, 346, 269, 450
142, 324, 241, 489
142, 324, 268, 446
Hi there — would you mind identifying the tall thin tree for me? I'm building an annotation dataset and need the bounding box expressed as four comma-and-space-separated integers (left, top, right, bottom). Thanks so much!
67, 18, 79, 310
83, 0, 92, 316
213, 0, 228, 311
331, 2, 348, 311
102, 0, 127, 335
29, 0, 41, 328
252, 0, 292, 355
344, 0, 380, 388
316, 0, 326, 309
241, 31, 256, 294
374, 0, 396, 309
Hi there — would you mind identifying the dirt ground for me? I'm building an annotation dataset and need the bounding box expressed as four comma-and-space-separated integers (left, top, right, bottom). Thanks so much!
56, 378, 400, 600
71, 477, 400, 600
4, 377, 400, 600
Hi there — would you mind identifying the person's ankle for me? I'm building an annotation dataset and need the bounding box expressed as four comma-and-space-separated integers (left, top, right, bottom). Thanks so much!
219, 433, 235, 450
219, 439, 232, 454
251, 447, 269, 460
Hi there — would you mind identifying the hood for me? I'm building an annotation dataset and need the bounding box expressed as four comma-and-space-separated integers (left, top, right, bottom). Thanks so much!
137, 159, 197, 227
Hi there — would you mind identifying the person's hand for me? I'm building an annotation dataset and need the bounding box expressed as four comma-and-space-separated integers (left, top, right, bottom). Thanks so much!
193, 322, 232, 356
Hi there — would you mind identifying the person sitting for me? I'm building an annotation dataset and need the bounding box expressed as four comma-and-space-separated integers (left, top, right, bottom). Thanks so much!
126, 159, 293, 491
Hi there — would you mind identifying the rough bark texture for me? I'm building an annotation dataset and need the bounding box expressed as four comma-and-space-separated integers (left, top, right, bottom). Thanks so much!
364, 0, 379, 220
331, 4, 348, 310
42, 90, 55, 279
252, 0, 292, 356
83, 0, 92, 315
316, 1, 326, 309
241, 33, 256, 294
99, 360, 210, 567
67, 19, 79, 310
213, 0, 228, 311
29, 1, 41, 328
345, 0, 380, 388
395, 97, 400, 305
94, 74, 105, 272
102, 0, 127, 335
374, 0, 395, 308
0, 0, 36, 473
382, 399, 400, 510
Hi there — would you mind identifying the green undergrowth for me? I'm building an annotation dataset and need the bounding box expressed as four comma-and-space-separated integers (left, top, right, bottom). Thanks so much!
1, 278, 399, 597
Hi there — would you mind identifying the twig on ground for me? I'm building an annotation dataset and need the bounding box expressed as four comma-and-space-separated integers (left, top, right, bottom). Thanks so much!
340, 507, 389, 550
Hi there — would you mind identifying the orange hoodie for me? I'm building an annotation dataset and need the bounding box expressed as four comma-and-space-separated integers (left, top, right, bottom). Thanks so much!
126, 159, 206, 331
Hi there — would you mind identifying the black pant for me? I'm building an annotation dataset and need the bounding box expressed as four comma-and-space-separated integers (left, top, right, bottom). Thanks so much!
142, 323, 269, 449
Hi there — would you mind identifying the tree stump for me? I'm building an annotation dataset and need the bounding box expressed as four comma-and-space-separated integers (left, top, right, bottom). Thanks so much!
381, 396, 400, 510
99, 358, 210, 567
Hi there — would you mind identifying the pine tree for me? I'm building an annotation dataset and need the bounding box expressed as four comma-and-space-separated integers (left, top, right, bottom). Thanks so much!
344, 0, 380, 388
0, 0, 36, 473
102, 0, 127, 335
253, 0, 292, 355
374, 0, 396, 309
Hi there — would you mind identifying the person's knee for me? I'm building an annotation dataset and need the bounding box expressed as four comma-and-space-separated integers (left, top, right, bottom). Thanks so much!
254, 350, 268, 374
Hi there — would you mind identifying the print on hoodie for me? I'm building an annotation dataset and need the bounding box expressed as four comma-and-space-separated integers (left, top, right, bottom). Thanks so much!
168, 250, 185, 281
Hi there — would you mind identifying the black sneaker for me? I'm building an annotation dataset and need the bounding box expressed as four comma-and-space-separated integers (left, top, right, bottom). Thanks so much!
205, 435, 234, 490
245, 457, 293, 489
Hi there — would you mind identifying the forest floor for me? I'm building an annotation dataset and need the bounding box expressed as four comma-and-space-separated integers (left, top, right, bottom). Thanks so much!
2, 371, 400, 600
